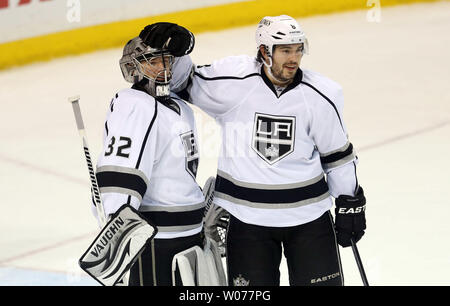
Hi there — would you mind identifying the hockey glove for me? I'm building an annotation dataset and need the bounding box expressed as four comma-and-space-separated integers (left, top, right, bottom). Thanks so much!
202, 177, 229, 257
139, 22, 195, 57
334, 187, 366, 248
204, 203, 229, 244
204, 202, 229, 257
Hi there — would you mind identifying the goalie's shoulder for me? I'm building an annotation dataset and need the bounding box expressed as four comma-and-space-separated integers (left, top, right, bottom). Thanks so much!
111, 88, 157, 119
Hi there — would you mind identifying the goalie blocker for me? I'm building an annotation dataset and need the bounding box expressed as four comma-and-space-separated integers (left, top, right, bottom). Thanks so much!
79, 205, 157, 286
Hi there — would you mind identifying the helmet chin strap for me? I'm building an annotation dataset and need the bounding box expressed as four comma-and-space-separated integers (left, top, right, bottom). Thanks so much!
263, 56, 290, 86
141, 72, 170, 101
155, 84, 170, 100
155, 69, 171, 101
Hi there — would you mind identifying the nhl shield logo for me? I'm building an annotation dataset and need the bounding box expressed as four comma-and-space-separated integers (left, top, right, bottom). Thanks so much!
180, 131, 199, 178
252, 113, 295, 165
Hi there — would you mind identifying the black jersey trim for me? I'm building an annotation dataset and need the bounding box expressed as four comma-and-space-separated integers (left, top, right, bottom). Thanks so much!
353, 160, 359, 195
260, 66, 303, 99
135, 100, 158, 169
320, 143, 354, 165
300, 81, 344, 130
215, 174, 329, 205
194, 71, 260, 81
96, 171, 147, 199
260, 67, 277, 96
140, 207, 205, 227
157, 97, 181, 115
125, 93, 157, 206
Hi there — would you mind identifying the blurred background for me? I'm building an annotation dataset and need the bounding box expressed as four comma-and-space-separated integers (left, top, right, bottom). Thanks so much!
0, 0, 449, 286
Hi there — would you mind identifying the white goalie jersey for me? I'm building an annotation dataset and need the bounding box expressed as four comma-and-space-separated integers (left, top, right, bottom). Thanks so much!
173, 55, 359, 227
94, 87, 204, 239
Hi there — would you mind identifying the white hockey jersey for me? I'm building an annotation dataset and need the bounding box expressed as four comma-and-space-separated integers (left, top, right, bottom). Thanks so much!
95, 86, 204, 239
173, 55, 359, 227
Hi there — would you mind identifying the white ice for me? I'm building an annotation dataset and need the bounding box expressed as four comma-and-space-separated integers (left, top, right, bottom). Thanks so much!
0, 1, 449, 285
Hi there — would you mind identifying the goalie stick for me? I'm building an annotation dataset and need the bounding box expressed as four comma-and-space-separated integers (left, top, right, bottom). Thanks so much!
69, 96, 157, 286
69, 96, 106, 225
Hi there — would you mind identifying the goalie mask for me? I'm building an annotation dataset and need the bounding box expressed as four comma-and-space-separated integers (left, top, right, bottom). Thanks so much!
120, 37, 174, 100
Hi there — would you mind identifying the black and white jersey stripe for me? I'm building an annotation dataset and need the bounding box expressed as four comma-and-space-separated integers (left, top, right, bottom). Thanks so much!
320, 142, 355, 171
215, 170, 329, 209
139, 203, 205, 233
96, 165, 149, 202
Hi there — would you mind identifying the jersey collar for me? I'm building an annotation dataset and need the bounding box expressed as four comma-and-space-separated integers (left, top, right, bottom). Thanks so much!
132, 80, 181, 115
260, 65, 303, 98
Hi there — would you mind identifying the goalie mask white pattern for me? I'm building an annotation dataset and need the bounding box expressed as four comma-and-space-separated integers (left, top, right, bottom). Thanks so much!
255, 15, 309, 58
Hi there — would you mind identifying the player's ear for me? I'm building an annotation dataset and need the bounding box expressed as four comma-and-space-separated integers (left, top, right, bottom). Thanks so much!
259, 45, 270, 64
259, 45, 267, 58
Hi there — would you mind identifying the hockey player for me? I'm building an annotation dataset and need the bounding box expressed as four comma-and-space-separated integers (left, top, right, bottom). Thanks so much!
141, 16, 367, 286
93, 27, 206, 286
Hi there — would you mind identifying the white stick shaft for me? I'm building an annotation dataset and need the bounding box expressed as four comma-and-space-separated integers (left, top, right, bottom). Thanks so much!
69, 96, 107, 225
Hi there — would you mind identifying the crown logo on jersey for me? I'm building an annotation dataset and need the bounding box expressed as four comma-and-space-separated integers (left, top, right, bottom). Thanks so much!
265, 145, 279, 157
233, 274, 250, 286
252, 113, 296, 165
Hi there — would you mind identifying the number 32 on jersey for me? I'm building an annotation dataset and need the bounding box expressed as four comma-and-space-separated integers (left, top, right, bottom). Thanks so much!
105, 136, 132, 158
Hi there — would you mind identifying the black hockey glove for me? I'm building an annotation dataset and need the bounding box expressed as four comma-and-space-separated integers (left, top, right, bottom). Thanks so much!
139, 22, 195, 57
202, 177, 228, 257
334, 187, 366, 248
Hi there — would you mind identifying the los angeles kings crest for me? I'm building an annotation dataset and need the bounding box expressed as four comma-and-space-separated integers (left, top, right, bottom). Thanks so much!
252, 113, 296, 165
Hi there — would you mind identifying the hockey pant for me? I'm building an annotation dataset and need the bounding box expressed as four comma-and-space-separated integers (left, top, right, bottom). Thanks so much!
128, 232, 203, 286
226, 211, 343, 286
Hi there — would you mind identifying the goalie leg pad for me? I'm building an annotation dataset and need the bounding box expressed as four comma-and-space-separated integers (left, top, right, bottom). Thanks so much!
79, 205, 157, 286
172, 237, 227, 286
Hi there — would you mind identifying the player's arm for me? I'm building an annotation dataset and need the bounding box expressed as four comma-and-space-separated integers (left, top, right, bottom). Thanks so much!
307, 84, 366, 248
139, 22, 243, 118
95, 92, 157, 217
184, 57, 256, 119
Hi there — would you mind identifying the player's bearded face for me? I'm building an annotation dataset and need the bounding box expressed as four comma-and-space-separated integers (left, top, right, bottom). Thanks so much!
270, 44, 303, 83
